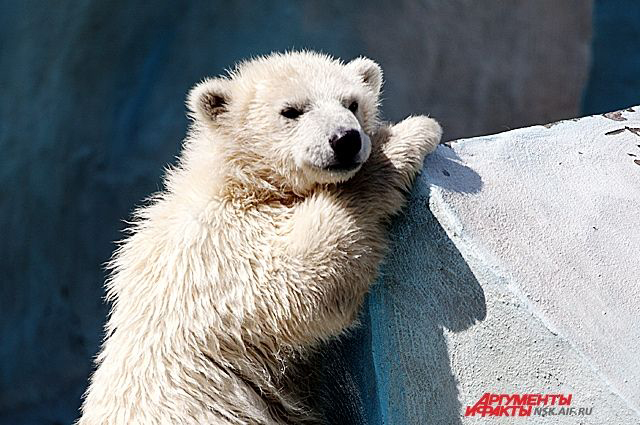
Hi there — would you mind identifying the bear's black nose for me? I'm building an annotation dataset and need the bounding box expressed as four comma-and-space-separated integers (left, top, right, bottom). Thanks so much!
329, 130, 361, 165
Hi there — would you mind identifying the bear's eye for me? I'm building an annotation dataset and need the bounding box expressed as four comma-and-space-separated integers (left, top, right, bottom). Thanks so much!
280, 106, 304, 119
348, 101, 359, 114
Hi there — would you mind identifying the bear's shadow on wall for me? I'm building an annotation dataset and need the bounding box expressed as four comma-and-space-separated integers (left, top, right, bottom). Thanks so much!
305, 153, 486, 425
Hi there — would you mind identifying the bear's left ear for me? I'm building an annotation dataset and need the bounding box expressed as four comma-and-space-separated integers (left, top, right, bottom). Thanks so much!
346, 57, 383, 96
187, 78, 232, 125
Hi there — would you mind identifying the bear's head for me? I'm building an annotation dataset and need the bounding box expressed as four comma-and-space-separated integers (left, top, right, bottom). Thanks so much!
187, 51, 382, 198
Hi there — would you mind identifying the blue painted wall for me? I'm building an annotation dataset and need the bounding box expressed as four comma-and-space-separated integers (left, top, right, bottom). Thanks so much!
582, 0, 640, 114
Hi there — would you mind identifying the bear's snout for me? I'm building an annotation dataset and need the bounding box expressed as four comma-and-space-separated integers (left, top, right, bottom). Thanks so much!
329, 129, 362, 169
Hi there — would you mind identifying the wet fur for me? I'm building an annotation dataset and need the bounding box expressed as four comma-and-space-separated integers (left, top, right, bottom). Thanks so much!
78, 51, 441, 424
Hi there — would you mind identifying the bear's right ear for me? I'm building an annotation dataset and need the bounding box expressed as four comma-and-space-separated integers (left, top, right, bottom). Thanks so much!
187, 78, 231, 125
346, 57, 383, 97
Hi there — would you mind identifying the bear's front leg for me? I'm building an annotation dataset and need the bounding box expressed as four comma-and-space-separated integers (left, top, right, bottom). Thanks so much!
273, 116, 441, 346
339, 115, 442, 219
380, 115, 442, 180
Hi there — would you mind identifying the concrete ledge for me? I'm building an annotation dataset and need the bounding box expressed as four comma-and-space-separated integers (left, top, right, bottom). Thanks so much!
313, 107, 640, 424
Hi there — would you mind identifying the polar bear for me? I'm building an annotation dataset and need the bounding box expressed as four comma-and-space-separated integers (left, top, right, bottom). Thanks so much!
78, 51, 441, 425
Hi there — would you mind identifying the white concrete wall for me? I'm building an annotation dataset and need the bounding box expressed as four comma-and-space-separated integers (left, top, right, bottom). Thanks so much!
411, 107, 640, 423
309, 108, 640, 425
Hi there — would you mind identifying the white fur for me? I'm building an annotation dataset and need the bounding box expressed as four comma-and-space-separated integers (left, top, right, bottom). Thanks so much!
78, 51, 442, 424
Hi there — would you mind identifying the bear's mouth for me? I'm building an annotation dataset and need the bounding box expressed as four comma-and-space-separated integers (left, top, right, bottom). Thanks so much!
324, 161, 362, 172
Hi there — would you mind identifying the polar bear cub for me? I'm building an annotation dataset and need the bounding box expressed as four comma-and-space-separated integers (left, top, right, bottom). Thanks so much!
78, 51, 441, 425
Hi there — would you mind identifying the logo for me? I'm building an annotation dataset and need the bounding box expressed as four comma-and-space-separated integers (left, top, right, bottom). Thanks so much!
465, 393, 593, 417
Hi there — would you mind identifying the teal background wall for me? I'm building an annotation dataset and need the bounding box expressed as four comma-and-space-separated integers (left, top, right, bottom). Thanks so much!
582, 0, 640, 114
0, 1, 636, 423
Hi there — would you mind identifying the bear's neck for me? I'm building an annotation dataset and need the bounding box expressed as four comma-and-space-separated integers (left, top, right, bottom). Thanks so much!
173, 134, 306, 209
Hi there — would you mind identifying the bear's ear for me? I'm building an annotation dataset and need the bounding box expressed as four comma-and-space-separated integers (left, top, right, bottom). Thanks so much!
346, 57, 383, 96
187, 78, 231, 125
